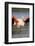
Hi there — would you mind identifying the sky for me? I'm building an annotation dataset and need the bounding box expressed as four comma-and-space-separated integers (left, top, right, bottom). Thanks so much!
12, 8, 29, 19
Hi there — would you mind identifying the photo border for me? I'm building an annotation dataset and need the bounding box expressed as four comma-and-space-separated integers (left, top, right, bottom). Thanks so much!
5, 2, 34, 44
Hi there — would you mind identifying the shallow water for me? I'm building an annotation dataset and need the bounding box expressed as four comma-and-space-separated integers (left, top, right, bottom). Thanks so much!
12, 23, 29, 38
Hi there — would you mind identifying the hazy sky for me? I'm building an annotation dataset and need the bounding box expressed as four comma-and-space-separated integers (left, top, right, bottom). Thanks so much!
12, 8, 29, 19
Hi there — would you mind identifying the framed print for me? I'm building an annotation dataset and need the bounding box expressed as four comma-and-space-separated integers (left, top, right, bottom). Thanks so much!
5, 2, 34, 44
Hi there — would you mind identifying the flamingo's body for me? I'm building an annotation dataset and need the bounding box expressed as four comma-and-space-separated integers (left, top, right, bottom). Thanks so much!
12, 16, 29, 26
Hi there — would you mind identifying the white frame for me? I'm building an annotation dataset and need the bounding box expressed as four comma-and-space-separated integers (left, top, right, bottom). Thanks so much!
8, 4, 33, 42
